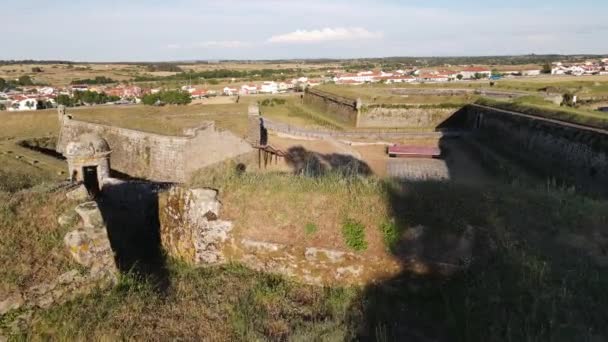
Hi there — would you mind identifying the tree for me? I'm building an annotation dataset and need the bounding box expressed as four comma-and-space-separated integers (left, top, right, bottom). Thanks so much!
0, 77, 6, 90
491, 69, 503, 77
456, 74, 463, 80
562, 92, 576, 107
18, 75, 34, 86
541, 63, 552, 74
142, 90, 192, 106
56, 94, 72, 107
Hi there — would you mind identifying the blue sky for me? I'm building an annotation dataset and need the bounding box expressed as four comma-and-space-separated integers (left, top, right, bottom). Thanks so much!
1, 0, 607, 61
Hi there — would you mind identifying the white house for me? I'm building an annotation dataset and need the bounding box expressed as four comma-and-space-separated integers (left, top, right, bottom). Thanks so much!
181, 85, 196, 93
8, 97, 39, 111
277, 82, 292, 92
417, 73, 449, 83
70, 84, 89, 92
569, 66, 585, 76
223, 87, 238, 96
38, 87, 55, 96
259, 81, 279, 94
459, 67, 491, 79
521, 69, 541, 76
239, 84, 258, 95
378, 75, 416, 84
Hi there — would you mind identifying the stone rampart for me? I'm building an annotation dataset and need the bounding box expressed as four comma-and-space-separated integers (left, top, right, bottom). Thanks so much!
303, 88, 360, 126
56, 117, 253, 183
464, 104, 608, 195
358, 106, 460, 128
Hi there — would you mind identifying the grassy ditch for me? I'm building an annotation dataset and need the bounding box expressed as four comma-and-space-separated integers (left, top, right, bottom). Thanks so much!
261, 98, 347, 130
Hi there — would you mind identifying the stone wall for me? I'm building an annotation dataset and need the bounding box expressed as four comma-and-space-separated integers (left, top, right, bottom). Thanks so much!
465, 104, 608, 195
303, 88, 360, 126
358, 106, 459, 128
56, 117, 253, 183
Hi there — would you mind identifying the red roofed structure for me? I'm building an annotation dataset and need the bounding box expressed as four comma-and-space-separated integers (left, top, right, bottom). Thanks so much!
387, 145, 441, 158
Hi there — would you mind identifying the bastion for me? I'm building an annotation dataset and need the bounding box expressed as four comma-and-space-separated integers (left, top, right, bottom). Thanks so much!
55, 106, 254, 183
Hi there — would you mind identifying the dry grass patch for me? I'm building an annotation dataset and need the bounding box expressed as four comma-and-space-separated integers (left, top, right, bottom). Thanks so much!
65, 103, 249, 137
0, 189, 80, 297
191, 165, 390, 255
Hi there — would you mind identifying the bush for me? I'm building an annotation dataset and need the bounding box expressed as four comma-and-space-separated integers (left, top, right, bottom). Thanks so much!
304, 222, 318, 235
379, 220, 399, 251
260, 98, 287, 107
342, 219, 367, 251
70, 76, 116, 85
145, 63, 183, 73
18, 75, 34, 86
142, 90, 192, 106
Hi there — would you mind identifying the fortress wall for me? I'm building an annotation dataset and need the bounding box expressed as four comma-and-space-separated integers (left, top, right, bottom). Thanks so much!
57, 118, 252, 183
183, 128, 254, 174
465, 104, 608, 195
303, 88, 359, 126
358, 107, 460, 129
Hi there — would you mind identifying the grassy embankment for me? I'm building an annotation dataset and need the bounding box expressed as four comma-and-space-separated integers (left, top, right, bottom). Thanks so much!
3, 165, 608, 340
260, 97, 349, 130
65, 102, 250, 137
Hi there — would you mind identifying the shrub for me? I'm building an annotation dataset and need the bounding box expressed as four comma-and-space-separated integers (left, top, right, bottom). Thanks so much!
342, 219, 367, 251
260, 98, 287, 107
379, 220, 399, 251
304, 222, 318, 235
142, 90, 192, 105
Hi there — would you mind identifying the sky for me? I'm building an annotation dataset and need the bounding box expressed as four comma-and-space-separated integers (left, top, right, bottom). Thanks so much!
1, 0, 607, 61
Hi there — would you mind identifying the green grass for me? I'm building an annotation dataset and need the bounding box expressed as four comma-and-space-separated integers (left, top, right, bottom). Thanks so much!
0, 189, 79, 296
261, 97, 347, 130
476, 97, 608, 130
66, 103, 250, 137
17, 262, 359, 341
304, 222, 318, 235
379, 219, 399, 251
341, 219, 368, 251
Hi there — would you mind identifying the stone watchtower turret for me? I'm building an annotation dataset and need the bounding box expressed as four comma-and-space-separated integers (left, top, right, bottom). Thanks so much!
65, 133, 112, 192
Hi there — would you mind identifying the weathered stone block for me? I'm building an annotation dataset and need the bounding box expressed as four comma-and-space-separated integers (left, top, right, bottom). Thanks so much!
74, 202, 104, 229
159, 186, 233, 266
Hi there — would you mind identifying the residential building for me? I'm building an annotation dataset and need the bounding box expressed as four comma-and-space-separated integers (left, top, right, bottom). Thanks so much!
223, 87, 238, 96
459, 67, 491, 79
259, 81, 279, 94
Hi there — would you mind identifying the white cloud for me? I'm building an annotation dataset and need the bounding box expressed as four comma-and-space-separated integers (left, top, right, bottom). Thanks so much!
268, 27, 382, 43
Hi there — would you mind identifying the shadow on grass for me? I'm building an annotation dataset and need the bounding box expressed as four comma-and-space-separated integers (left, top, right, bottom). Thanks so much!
347, 178, 608, 341
284, 146, 373, 177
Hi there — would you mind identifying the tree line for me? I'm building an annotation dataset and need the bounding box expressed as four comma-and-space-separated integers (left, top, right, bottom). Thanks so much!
134, 68, 302, 82
70, 76, 117, 85
0, 75, 36, 91
56, 91, 120, 107
141, 90, 191, 105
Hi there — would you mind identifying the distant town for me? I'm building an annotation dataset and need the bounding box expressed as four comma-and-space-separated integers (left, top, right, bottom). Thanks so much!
1, 57, 607, 112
